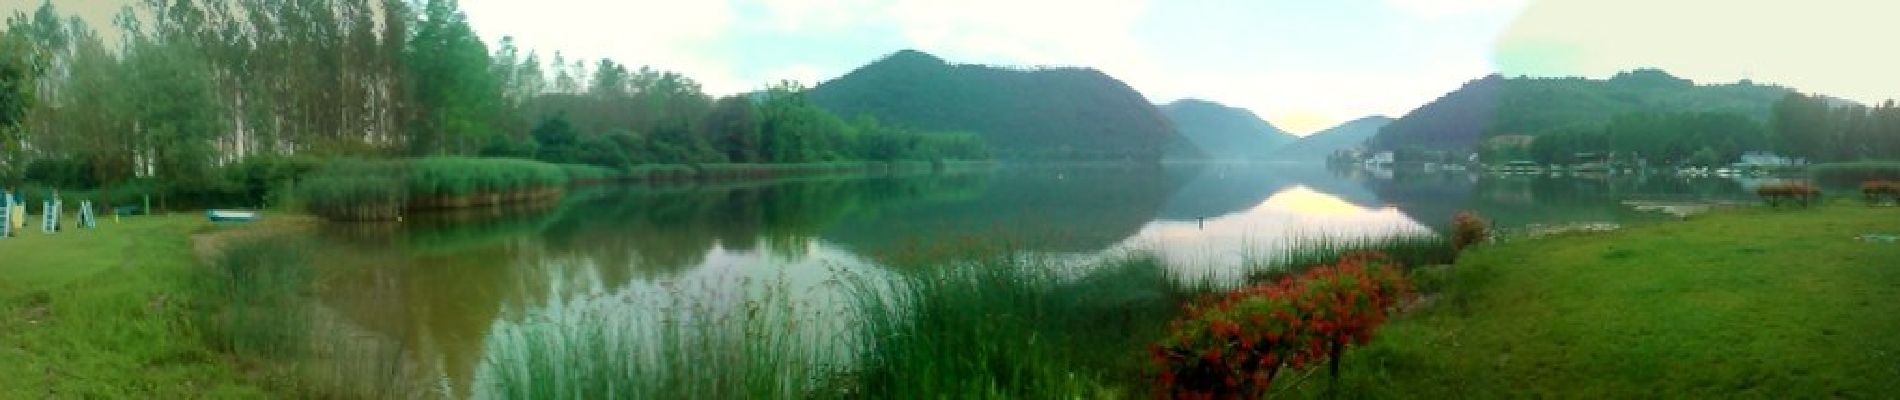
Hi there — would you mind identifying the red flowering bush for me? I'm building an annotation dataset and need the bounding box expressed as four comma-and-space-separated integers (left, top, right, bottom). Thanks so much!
1757, 182, 1821, 207
1151, 253, 1414, 398
1450, 211, 1488, 254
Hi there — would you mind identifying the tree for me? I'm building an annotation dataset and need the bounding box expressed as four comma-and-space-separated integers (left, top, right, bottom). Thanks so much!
0, 27, 48, 180
405, 0, 503, 155
704, 95, 761, 162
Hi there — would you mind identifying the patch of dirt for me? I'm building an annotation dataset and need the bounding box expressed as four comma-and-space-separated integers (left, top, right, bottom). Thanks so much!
188, 214, 320, 264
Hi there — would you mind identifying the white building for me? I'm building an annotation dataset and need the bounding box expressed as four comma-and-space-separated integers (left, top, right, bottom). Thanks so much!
1736, 151, 1801, 167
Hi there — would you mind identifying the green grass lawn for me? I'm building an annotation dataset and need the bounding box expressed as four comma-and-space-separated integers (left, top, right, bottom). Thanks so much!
0, 214, 267, 398
1314, 202, 1900, 398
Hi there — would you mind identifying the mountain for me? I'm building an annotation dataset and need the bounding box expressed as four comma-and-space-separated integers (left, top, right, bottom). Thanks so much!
1158, 99, 1298, 160
807, 50, 1177, 161
1268, 116, 1393, 162
1369, 69, 1795, 154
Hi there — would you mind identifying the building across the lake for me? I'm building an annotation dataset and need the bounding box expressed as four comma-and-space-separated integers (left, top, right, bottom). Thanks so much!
1734, 151, 1801, 168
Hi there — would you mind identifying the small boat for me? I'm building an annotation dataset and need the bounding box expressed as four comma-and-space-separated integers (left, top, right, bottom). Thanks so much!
207, 209, 260, 223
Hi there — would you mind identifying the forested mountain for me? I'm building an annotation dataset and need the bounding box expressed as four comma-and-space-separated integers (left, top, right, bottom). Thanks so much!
1158, 99, 1297, 160
1368, 70, 1795, 160
808, 50, 1177, 161
1268, 116, 1392, 162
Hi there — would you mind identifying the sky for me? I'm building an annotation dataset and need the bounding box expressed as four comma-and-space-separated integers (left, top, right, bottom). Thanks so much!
11, 0, 1900, 135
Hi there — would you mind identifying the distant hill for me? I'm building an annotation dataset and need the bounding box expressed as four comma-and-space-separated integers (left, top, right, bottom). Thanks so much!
1158, 99, 1297, 160
1369, 69, 1795, 153
1268, 116, 1393, 162
808, 50, 1177, 161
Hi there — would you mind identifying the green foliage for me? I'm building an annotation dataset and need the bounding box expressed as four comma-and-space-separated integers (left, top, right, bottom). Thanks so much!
1231, 234, 1456, 285
808, 50, 1166, 161
294, 156, 571, 220
1526, 111, 1768, 165
294, 159, 409, 221
0, 22, 48, 175
1773, 94, 1900, 162
1810, 161, 1900, 187
408, 156, 567, 197
406, 0, 506, 155
1154, 253, 1412, 398
844, 253, 1184, 398
476, 273, 838, 399
1372, 70, 1794, 157
190, 238, 315, 361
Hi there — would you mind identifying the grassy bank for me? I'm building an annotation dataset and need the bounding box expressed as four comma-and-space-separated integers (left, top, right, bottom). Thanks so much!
0, 215, 268, 398
1312, 202, 1900, 397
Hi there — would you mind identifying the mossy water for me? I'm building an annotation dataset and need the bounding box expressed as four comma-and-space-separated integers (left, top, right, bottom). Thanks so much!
257, 164, 1763, 397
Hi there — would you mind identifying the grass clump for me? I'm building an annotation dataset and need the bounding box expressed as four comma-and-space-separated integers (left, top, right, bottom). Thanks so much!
476, 270, 842, 399
296, 159, 409, 221
1237, 233, 1455, 284
842, 252, 1186, 398
192, 239, 315, 360
295, 157, 573, 220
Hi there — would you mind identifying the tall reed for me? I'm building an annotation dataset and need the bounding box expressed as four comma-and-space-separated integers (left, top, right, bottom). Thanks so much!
474, 266, 847, 399
840, 251, 1185, 398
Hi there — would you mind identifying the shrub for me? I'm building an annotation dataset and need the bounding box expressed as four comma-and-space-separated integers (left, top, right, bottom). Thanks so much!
1862, 180, 1900, 205
1153, 253, 1413, 398
1756, 182, 1822, 208
1451, 211, 1489, 254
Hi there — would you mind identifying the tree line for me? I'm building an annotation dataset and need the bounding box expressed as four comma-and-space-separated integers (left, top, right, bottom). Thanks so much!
0, 0, 984, 197
1771, 93, 1900, 163
1506, 111, 1769, 166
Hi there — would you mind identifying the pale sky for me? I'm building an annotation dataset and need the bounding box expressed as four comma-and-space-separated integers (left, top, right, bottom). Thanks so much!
11, 0, 1900, 135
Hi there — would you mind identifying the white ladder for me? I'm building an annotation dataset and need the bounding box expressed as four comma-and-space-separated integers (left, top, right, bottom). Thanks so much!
41, 199, 61, 234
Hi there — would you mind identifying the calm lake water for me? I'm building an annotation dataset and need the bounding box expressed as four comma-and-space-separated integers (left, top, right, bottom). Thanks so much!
301, 163, 1757, 394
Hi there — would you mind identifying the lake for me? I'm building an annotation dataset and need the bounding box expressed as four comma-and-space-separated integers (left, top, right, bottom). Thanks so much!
297, 163, 1758, 396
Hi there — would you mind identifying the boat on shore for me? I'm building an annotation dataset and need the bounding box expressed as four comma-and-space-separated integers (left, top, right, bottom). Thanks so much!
207, 210, 260, 223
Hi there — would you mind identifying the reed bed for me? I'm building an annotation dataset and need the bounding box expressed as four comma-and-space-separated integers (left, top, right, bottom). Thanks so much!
475, 267, 848, 399
839, 252, 1187, 398
296, 157, 572, 221
1236, 234, 1456, 283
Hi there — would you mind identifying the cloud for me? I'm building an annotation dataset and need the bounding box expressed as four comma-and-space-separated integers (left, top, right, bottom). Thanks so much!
757, 0, 888, 32
461, 0, 747, 93
884, 0, 1152, 67
1384, 0, 1528, 18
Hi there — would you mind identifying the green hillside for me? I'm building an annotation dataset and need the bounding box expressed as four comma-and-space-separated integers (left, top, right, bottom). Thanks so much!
1269, 116, 1393, 162
1158, 99, 1297, 160
808, 50, 1177, 161
1369, 70, 1795, 155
